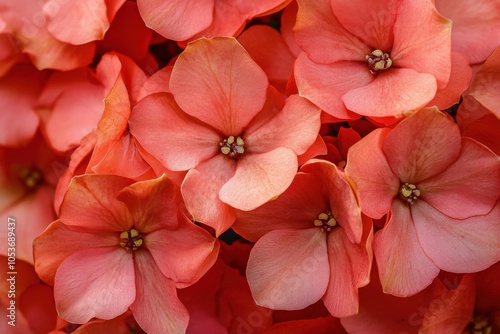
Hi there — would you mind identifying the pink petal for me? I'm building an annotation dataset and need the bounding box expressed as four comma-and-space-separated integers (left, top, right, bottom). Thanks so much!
345, 129, 400, 219
0, 65, 45, 147
391, 0, 452, 88
130, 250, 189, 334
137, 0, 214, 41
342, 68, 437, 118
330, 0, 397, 51
382, 107, 461, 183
181, 155, 237, 235
54, 247, 135, 323
59, 174, 133, 232
322, 227, 371, 317
374, 201, 440, 297
234, 171, 329, 242
294, 0, 370, 64
246, 228, 329, 310
414, 201, 500, 273
170, 37, 269, 135
469, 46, 500, 118
294, 54, 371, 119
129, 92, 220, 171
280, 1, 301, 57
420, 138, 500, 219
33, 220, 119, 285
44, 0, 116, 45
246, 94, 321, 155
145, 212, 219, 287
220, 148, 298, 211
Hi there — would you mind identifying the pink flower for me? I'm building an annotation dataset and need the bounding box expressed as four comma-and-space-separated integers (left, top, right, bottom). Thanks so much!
129, 37, 321, 234
294, 0, 452, 121
234, 160, 373, 317
34, 174, 219, 333
345, 107, 500, 296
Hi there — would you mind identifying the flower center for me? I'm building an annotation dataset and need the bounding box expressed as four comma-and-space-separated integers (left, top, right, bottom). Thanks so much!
399, 183, 421, 205
468, 314, 492, 334
365, 49, 392, 74
220, 135, 245, 159
18, 167, 44, 190
119, 228, 143, 251
313, 211, 337, 232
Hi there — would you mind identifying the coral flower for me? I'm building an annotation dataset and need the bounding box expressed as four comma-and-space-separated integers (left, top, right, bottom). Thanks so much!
129, 37, 321, 234
294, 0, 452, 121
33, 174, 219, 333
233, 160, 372, 317
345, 107, 500, 296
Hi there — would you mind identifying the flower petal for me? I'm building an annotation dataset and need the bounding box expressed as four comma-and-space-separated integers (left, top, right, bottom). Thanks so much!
391, 0, 452, 88
181, 155, 237, 235
414, 201, 500, 273
246, 94, 321, 155
131, 250, 189, 334
220, 148, 298, 211
374, 201, 440, 297
382, 107, 461, 183
420, 138, 500, 219
342, 68, 437, 118
345, 128, 399, 219
54, 247, 135, 323
170, 37, 269, 135
246, 228, 329, 310
129, 92, 220, 171
59, 174, 133, 232
294, 54, 371, 120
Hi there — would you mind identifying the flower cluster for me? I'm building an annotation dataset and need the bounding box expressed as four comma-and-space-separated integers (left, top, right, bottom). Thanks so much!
1, 0, 499, 333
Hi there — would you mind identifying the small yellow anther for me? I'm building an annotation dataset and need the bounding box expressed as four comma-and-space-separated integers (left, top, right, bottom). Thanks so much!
221, 146, 231, 155
120, 231, 129, 239
227, 136, 235, 144
371, 49, 383, 57
327, 218, 337, 227
318, 213, 329, 220
133, 239, 143, 247
314, 220, 323, 227
130, 229, 139, 238
236, 137, 244, 146
401, 187, 412, 198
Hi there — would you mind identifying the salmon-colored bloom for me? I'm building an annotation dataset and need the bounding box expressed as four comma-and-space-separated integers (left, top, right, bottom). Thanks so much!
34, 174, 219, 333
345, 107, 500, 296
130, 37, 321, 235
234, 160, 372, 317
294, 0, 452, 121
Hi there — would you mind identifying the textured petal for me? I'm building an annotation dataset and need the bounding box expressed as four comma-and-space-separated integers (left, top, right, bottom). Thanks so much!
391, 0, 452, 88
330, 0, 396, 51
420, 138, 500, 219
116, 175, 179, 233
137, 0, 214, 41
145, 212, 219, 287
131, 250, 189, 334
181, 155, 237, 235
246, 94, 321, 155
54, 247, 135, 323
294, 0, 370, 63
345, 129, 399, 219
342, 68, 437, 118
170, 37, 269, 135
234, 172, 329, 242
246, 228, 329, 310
322, 226, 371, 317
59, 174, 133, 232
414, 202, 500, 273
220, 148, 298, 211
374, 201, 440, 297
294, 54, 371, 120
382, 107, 461, 183
469, 46, 500, 118
129, 92, 220, 171
33, 220, 118, 286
